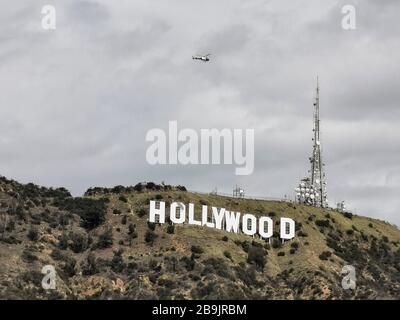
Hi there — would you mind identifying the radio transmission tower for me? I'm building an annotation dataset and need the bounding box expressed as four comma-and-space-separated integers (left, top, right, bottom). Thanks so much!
296, 78, 328, 208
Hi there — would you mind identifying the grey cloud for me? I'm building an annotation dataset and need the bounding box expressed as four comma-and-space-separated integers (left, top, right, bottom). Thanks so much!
0, 0, 399, 225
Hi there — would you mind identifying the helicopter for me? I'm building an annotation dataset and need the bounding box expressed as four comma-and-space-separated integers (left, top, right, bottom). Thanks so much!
192, 54, 211, 62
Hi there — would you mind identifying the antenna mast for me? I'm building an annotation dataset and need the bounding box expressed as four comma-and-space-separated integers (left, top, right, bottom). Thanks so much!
295, 77, 328, 208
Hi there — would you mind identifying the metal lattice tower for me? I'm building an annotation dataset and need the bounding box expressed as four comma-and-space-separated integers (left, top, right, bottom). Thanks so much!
296, 78, 328, 208
233, 185, 245, 198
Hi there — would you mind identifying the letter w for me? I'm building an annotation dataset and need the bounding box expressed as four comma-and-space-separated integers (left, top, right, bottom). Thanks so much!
224, 211, 240, 233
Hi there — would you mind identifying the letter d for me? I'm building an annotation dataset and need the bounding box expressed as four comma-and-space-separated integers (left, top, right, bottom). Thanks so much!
280, 217, 295, 240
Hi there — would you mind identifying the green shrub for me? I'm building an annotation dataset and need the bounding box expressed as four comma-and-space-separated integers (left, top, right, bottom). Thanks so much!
112, 186, 125, 194
146, 182, 156, 190
291, 242, 299, 249
121, 215, 127, 225
319, 251, 332, 260
63, 256, 76, 277
69, 231, 88, 253
51, 248, 65, 261
241, 241, 251, 252
137, 207, 146, 217
27, 226, 39, 241
191, 245, 204, 254
147, 222, 156, 231
343, 212, 353, 219
235, 265, 258, 287
55, 197, 107, 230
315, 219, 330, 228
119, 195, 128, 203
247, 246, 266, 271
1, 235, 20, 244
111, 249, 125, 273
59, 232, 68, 250
167, 224, 175, 234
158, 278, 175, 288
127, 223, 138, 244
128, 223, 136, 234
22, 249, 37, 263
81, 253, 98, 276
58, 213, 70, 227
149, 259, 160, 270
21, 270, 43, 284
133, 183, 143, 192
180, 256, 196, 271
145, 230, 157, 244
298, 231, 308, 237
271, 238, 281, 249
97, 228, 113, 249
15, 205, 26, 220
129, 230, 138, 243
223, 251, 232, 260
202, 258, 231, 279
127, 262, 138, 273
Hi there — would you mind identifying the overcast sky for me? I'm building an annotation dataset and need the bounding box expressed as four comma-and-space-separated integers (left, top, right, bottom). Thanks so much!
0, 0, 399, 225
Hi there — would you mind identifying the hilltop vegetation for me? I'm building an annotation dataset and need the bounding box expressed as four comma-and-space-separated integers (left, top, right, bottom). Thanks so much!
0, 176, 399, 300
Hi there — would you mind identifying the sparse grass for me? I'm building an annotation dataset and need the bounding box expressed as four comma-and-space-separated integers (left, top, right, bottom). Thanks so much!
1, 180, 400, 300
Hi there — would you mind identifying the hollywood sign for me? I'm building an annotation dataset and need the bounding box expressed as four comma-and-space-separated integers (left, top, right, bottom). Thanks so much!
149, 201, 296, 240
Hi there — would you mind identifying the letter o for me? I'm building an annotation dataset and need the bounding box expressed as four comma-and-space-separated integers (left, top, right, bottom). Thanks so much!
259, 217, 273, 238
170, 202, 186, 224
242, 214, 257, 236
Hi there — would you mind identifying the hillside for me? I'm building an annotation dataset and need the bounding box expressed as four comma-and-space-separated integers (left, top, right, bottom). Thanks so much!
0, 176, 399, 300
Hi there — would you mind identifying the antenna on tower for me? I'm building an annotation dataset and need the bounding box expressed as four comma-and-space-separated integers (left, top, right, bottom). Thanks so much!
295, 77, 328, 208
